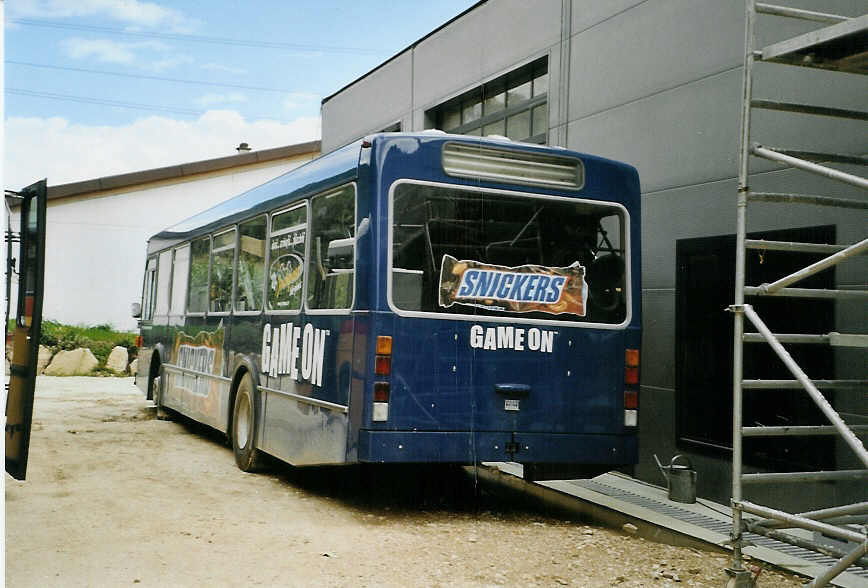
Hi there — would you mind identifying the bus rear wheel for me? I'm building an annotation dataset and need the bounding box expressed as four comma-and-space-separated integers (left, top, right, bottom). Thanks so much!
232, 373, 263, 472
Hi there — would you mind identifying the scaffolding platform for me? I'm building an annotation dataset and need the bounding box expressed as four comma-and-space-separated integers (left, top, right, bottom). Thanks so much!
761, 14, 868, 74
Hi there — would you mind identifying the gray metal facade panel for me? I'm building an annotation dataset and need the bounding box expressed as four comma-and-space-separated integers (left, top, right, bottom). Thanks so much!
568, 0, 743, 123
641, 169, 868, 291
641, 182, 733, 291
634, 384, 677, 486
639, 289, 675, 391
567, 68, 742, 195
321, 52, 413, 152
411, 0, 561, 109
567, 65, 866, 197
569, 0, 646, 34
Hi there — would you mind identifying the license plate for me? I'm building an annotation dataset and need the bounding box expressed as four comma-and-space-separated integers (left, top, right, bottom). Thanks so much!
504, 399, 520, 412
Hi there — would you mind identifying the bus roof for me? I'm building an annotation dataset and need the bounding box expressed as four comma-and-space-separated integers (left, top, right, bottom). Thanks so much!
148, 139, 363, 251
147, 132, 638, 253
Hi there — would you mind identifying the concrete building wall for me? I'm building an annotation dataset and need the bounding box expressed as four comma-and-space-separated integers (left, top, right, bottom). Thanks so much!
319, 0, 868, 508
28, 154, 317, 332
322, 52, 414, 150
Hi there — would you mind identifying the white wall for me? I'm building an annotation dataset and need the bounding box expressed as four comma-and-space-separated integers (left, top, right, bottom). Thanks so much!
35, 157, 315, 332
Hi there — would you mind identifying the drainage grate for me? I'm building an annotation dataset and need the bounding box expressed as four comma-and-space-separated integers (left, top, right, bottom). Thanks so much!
570, 478, 868, 580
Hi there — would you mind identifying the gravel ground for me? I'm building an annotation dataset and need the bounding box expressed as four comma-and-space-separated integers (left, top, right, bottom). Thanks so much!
5, 376, 805, 587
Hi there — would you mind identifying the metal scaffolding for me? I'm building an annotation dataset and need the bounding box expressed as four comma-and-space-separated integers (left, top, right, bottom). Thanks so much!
729, 2, 868, 587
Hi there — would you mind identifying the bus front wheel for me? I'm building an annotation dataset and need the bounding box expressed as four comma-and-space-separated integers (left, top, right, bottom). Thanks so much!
232, 373, 263, 472
152, 366, 172, 421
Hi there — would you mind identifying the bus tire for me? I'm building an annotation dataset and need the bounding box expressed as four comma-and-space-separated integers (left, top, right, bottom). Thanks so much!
152, 365, 172, 421
232, 373, 263, 472
146, 356, 159, 401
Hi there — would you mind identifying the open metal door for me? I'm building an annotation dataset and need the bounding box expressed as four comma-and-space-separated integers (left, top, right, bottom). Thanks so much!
5, 179, 47, 480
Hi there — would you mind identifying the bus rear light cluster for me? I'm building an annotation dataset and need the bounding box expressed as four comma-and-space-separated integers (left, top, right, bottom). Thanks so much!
373, 382, 390, 403
375, 355, 391, 376
624, 348, 639, 427
373, 336, 392, 422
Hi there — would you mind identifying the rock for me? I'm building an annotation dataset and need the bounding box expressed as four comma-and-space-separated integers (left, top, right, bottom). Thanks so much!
622, 523, 638, 535
105, 346, 129, 373
37, 345, 53, 375
43, 348, 98, 376
129, 358, 138, 376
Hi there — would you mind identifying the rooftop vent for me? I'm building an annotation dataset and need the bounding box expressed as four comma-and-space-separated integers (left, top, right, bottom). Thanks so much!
442, 142, 583, 190
236, 142, 251, 153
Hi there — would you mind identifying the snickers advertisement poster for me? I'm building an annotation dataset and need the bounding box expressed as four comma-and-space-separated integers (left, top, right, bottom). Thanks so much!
438, 255, 588, 317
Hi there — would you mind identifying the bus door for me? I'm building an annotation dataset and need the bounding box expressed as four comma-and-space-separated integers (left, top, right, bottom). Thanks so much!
259, 187, 356, 465
5, 179, 47, 480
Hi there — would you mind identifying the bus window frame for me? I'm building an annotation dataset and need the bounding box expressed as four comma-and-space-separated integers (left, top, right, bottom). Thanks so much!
154, 248, 174, 317
265, 201, 308, 316
208, 226, 237, 316
234, 214, 268, 316
169, 244, 191, 319
385, 178, 632, 330
304, 183, 357, 316
186, 235, 212, 316
142, 256, 158, 321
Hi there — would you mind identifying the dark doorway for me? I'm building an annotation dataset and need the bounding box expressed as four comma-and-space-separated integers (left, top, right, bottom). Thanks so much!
675, 225, 836, 471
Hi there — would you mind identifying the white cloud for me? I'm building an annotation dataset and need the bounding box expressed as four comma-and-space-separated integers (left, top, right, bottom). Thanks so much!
61, 37, 191, 71
4, 111, 322, 190
9, 0, 198, 32
283, 92, 320, 110
201, 63, 248, 75
61, 38, 168, 64
147, 54, 195, 72
194, 93, 248, 107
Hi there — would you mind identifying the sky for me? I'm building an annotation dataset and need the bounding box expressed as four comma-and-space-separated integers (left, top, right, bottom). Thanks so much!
3, 0, 478, 190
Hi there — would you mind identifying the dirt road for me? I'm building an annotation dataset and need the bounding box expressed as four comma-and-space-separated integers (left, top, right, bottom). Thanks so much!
6, 376, 803, 587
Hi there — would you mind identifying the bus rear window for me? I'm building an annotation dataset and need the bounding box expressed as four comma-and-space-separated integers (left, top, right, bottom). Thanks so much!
390, 182, 627, 324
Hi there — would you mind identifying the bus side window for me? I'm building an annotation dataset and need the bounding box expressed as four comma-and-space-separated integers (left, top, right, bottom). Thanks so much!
188, 237, 210, 313
170, 245, 190, 317
268, 204, 306, 312
236, 216, 266, 312
154, 249, 173, 317
308, 185, 355, 310
142, 257, 157, 321
210, 228, 236, 313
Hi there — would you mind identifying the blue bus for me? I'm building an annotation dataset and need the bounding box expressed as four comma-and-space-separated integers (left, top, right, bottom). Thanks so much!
134, 132, 640, 480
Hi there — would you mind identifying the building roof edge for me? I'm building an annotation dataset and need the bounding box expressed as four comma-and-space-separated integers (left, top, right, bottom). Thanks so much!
321, 0, 488, 106
45, 140, 321, 201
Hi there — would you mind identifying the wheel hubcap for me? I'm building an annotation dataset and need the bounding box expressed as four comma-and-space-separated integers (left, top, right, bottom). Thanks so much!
236, 394, 250, 448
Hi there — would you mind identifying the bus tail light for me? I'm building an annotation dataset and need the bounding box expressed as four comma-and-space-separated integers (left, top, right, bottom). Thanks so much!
376, 336, 392, 355
625, 348, 639, 385
374, 382, 390, 402
624, 349, 639, 427
375, 335, 392, 375
375, 355, 391, 375
373, 336, 393, 421
373, 382, 390, 421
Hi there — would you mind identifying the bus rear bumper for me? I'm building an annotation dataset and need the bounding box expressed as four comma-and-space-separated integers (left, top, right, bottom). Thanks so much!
358, 430, 637, 466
